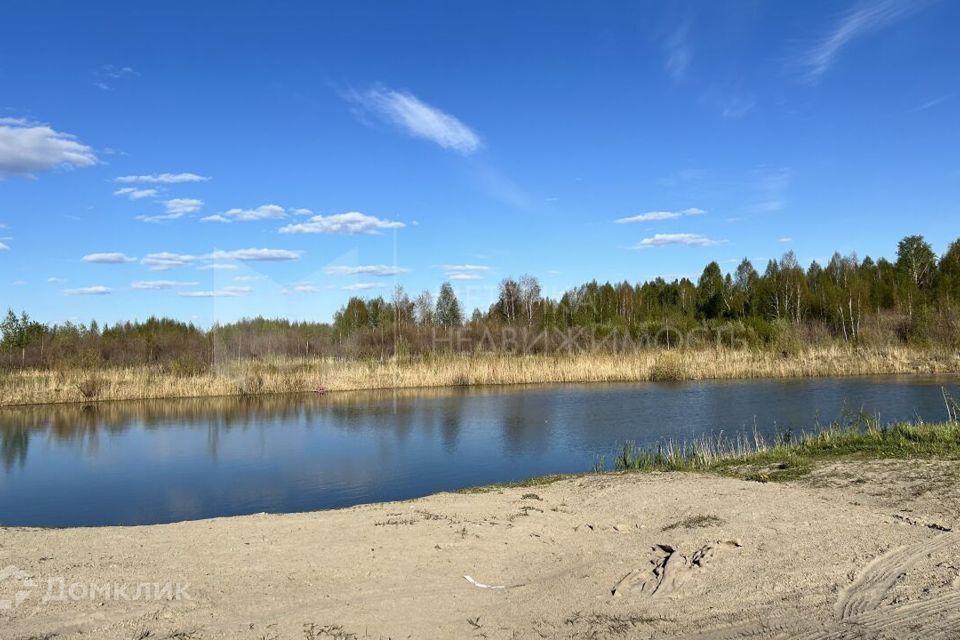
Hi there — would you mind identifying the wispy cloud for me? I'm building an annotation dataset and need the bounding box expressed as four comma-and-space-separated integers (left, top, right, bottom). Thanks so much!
291, 283, 324, 294
793, 0, 931, 83
664, 19, 692, 80
94, 65, 137, 91
81, 252, 136, 264
138, 198, 204, 223
207, 248, 301, 262
197, 263, 239, 271
633, 233, 723, 248
0, 241, 8, 251
114, 187, 159, 200
908, 93, 952, 113
0, 117, 98, 178
324, 265, 408, 276
178, 286, 252, 298
141, 252, 198, 270
63, 285, 111, 296
436, 264, 491, 280
115, 173, 210, 184
131, 280, 199, 290
279, 212, 405, 235
616, 208, 706, 224
778, 237, 794, 243
47, 276, 66, 283
201, 204, 286, 223
343, 283, 386, 291
349, 86, 482, 154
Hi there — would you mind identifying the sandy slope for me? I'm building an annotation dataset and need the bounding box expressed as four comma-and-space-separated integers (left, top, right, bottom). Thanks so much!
2, 462, 959, 640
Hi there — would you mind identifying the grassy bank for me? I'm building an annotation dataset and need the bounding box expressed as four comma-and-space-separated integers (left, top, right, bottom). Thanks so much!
1, 345, 958, 407
611, 415, 960, 482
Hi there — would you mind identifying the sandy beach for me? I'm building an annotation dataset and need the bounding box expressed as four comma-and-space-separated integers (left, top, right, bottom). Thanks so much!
2, 460, 959, 639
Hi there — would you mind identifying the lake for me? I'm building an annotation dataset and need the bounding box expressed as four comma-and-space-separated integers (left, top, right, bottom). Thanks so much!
1, 376, 957, 527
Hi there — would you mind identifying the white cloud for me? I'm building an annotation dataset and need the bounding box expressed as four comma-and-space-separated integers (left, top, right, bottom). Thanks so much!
197, 263, 239, 271
794, 0, 925, 83
131, 280, 199, 290
47, 276, 66, 283
81, 252, 137, 264
0, 118, 98, 177
633, 233, 723, 248
437, 264, 491, 272
207, 248, 301, 262
141, 252, 198, 270
616, 208, 706, 223
114, 187, 159, 200
343, 283, 386, 291
350, 87, 482, 154
138, 198, 204, 223
324, 265, 408, 277
178, 286, 252, 298
202, 203, 286, 223
279, 211, 405, 235
115, 173, 210, 184
63, 285, 111, 296
437, 263, 491, 280
0, 241, 8, 251
778, 237, 794, 243
233, 275, 267, 282
293, 284, 323, 293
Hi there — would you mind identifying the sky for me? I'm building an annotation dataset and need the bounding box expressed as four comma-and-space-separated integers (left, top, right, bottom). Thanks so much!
1, 0, 958, 326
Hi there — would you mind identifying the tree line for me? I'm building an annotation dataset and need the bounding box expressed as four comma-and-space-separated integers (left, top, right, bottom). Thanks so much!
2, 235, 959, 370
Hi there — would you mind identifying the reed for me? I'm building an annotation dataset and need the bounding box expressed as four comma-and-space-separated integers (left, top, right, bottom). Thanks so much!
1, 345, 957, 407
611, 415, 960, 480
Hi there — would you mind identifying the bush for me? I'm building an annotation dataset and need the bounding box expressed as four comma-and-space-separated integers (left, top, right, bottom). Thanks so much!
76, 376, 103, 400
649, 356, 684, 382
237, 372, 264, 395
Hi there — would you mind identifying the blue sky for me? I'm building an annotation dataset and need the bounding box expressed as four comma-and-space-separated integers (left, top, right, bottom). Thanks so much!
1, 0, 958, 325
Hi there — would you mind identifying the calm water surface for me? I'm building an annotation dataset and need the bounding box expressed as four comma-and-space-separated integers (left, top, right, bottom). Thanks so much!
1, 376, 957, 527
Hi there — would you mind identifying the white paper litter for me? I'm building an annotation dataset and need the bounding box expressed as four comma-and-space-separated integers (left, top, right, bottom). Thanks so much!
463, 575, 506, 589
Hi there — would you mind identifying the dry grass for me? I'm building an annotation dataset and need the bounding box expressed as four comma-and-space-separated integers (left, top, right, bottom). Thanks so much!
0, 345, 957, 407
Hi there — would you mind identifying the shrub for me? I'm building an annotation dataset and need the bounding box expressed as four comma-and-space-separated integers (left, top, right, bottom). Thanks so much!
237, 372, 264, 395
76, 376, 103, 400
649, 356, 684, 382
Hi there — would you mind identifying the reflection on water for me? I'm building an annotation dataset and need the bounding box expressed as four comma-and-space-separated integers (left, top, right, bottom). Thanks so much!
0, 377, 957, 527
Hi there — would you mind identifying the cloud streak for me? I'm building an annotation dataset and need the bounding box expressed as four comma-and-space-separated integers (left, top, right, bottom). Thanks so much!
201, 204, 286, 223
633, 233, 723, 248
350, 86, 482, 154
616, 208, 706, 224
325, 265, 408, 276
114, 187, 159, 200
81, 252, 136, 264
179, 286, 252, 298
280, 211, 405, 235
115, 173, 210, 184
63, 285, 111, 296
794, 0, 930, 83
131, 280, 199, 290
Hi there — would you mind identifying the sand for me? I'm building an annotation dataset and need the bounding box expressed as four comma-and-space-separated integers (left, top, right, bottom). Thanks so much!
2, 461, 959, 639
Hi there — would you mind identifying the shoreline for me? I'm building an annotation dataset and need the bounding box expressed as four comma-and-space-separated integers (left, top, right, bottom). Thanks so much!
2, 457, 958, 639
2, 345, 958, 408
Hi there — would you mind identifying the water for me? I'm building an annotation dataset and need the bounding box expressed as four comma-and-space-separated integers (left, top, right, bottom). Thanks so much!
1, 376, 957, 527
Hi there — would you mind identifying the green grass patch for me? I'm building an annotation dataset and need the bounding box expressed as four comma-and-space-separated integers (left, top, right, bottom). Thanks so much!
613, 419, 960, 482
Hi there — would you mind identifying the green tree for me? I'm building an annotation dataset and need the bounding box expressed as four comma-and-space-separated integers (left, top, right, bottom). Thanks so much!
896, 235, 937, 290
435, 283, 463, 327
696, 261, 728, 319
